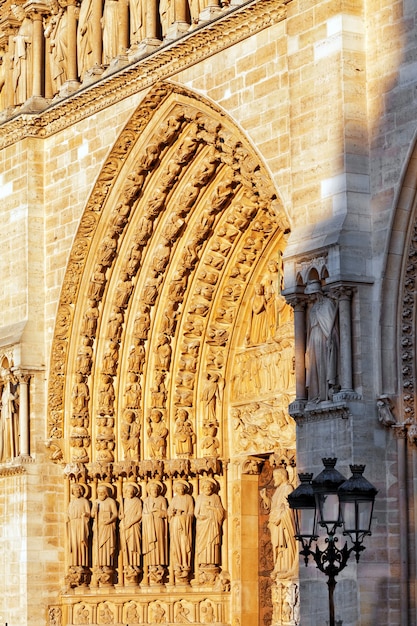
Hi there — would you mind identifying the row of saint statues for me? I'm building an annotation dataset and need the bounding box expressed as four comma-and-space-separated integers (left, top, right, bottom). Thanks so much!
0, 0, 234, 111
66, 476, 225, 588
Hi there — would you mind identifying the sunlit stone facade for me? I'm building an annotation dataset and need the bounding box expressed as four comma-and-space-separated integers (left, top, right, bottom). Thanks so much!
0, 0, 416, 624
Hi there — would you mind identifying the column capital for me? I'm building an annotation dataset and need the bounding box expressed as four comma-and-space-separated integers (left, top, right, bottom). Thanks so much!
23, 0, 50, 17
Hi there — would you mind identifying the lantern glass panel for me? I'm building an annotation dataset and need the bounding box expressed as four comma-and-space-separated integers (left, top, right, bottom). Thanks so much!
317, 493, 340, 525
300, 507, 317, 538
358, 500, 373, 533
340, 500, 356, 533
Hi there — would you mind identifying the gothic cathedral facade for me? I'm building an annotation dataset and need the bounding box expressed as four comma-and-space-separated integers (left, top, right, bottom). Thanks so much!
0, 0, 416, 624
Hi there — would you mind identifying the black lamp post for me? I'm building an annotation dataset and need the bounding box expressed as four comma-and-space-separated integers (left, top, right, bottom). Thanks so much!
288, 458, 377, 626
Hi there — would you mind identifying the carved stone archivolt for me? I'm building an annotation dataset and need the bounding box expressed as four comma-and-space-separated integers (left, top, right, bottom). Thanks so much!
48, 84, 295, 624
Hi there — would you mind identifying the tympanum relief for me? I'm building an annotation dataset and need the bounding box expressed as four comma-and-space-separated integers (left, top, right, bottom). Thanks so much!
48, 87, 296, 625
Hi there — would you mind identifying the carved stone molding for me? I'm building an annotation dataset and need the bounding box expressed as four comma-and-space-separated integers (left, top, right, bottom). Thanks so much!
0, 0, 290, 149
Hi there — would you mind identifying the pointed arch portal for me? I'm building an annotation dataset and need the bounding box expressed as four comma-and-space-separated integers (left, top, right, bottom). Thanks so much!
47, 82, 296, 625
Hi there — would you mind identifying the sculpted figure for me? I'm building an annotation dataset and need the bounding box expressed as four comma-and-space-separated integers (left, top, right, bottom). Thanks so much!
128, 340, 145, 373
147, 409, 168, 459
88, 268, 106, 301
142, 270, 162, 306
46, 0, 68, 93
77, 0, 93, 80
102, 340, 119, 375
142, 481, 168, 568
106, 309, 124, 342
81, 300, 99, 337
151, 371, 167, 408
150, 602, 166, 624
96, 438, 115, 462
12, 4, 32, 105
264, 468, 297, 577
102, 0, 119, 64
174, 602, 192, 623
248, 283, 268, 345
121, 410, 140, 460
0, 374, 19, 461
114, 273, 133, 309
195, 479, 224, 567
72, 373, 89, 415
202, 373, 223, 422
133, 303, 151, 340
305, 282, 339, 402
129, 0, 144, 46
201, 422, 220, 458
91, 484, 118, 568
120, 482, 142, 570
67, 483, 90, 567
71, 437, 90, 463
76, 337, 93, 375
173, 409, 195, 458
98, 234, 118, 268
155, 334, 172, 370
152, 238, 171, 273
98, 374, 115, 415
124, 372, 141, 409
168, 480, 194, 581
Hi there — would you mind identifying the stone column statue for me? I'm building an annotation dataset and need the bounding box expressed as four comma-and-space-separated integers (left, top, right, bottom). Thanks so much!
91, 483, 118, 585
305, 281, 339, 402
195, 478, 224, 582
67, 483, 91, 567
168, 479, 194, 583
142, 480, 168, 584
264, 467, 297, 579
119, 482, 142, 584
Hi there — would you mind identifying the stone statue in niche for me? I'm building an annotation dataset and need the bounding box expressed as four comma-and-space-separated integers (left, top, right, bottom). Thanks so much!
195, 478, 225, 573
168, 479, 194, 583
128, 339, 145, 373
142, 480, 168, 581
201, 421, 220, 458
151, 371, 167, 408
247, 283, 268, 345
67, 483, 90, 568
126, 603, 140, 624
124, 372, 141, 409
133, 303, 151, 339
261, 467, 297, 579
142, 269, 163, 306
0, 372, 19, 462
149, 602, 166, 624
98, 603, 114, 624
202, 372, 223, 423
107, 308, 124, 342
102, 340, 119, 376
96, 437, 115, 462
70, 436, 90, 463
81, 300, 99, 337
155, 334, 172, 370
119, 482, 142, 581
200, 601, 215, 623
77, 0, 93, 81
173, 408, 196, 458
174, 602, 192, 623
129, 0, 144, 47
76, 337, 93, 375
102, 0, 119, 64
121, 410, 140, 460
88, 267, 106, 301
161, 300, 178, 335
71, 373, 89, 415
147, 409, 168, 459
45, 0, 68, 93
91, 483, 118, 579
98, 374, 115, 415
305, 281, 339, 402
97, 233, 118, 268
11, 4, 32, 105
114, 273, 133, 309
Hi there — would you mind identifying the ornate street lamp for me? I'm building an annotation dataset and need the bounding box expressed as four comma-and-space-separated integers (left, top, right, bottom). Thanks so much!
288, 459, 377, 626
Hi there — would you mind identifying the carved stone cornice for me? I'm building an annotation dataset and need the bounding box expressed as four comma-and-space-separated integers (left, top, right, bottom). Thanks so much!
0, 0, 290, 148
290, 400, 351, 424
